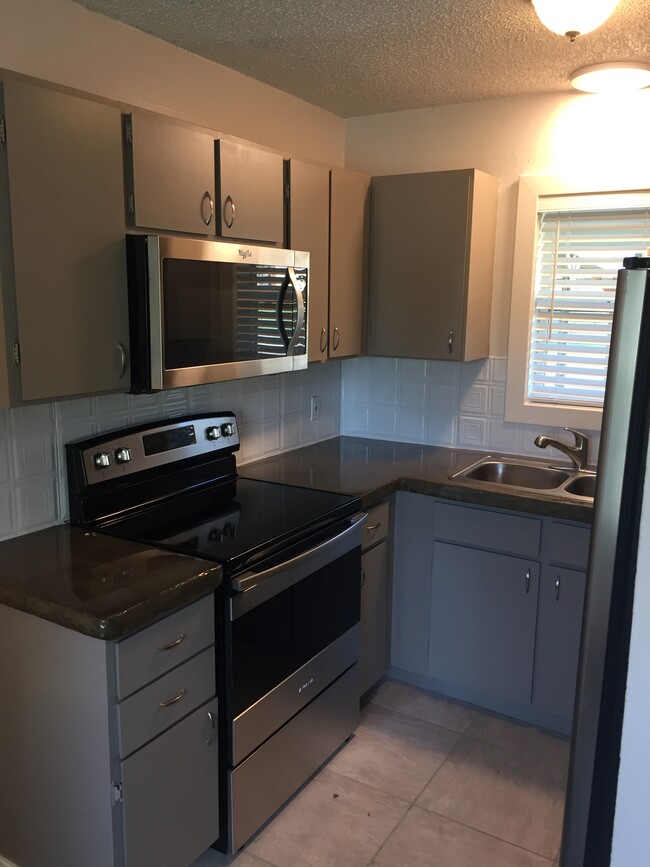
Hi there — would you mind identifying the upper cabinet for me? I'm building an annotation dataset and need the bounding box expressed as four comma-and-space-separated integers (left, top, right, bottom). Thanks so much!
124, 112, 217, 235
216, 139, 284, 244
329, 167, 370, 359
0, 79, 130, 405
369, 168, 498, 362
286, 159, 330, 362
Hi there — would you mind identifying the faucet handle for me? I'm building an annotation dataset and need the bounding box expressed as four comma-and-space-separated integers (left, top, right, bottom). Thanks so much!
564, 428, 590, 466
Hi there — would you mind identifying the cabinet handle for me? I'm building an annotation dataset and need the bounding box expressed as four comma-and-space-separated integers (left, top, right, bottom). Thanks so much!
525, 568, 531, 593
158, 687, 186, 709
156, 633, 186, 652
332, 327, 340, 350
448, 331, 454, 354
360, 569, 366, 588
320, 327, 328, 353
201, 190, 214, 226
555, 575, 561, 601
223, 194, 235, 228
207, 710, 217, 745
116, 342, 127, 379
366, 522, 381, 532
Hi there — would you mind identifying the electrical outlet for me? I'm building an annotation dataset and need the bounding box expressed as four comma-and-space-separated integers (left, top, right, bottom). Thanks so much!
310, 395, 321, 421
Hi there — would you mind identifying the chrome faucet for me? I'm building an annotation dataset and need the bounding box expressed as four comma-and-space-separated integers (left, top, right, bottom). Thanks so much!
534, 428, 590, 471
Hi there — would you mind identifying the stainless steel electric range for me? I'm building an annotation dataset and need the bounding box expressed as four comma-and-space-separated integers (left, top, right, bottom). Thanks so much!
66, 412, 365, 854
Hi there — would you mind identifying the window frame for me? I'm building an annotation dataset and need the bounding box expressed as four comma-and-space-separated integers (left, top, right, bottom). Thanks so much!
505, 176, 650, 431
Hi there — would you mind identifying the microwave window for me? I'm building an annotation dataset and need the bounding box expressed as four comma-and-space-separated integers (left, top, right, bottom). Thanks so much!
162, 259, 306, 370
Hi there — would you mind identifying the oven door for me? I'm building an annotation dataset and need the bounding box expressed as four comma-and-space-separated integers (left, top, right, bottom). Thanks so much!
127, 234, 308, 391
228, 513, 365, 767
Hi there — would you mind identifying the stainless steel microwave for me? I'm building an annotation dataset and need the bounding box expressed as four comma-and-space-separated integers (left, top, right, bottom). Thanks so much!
126, 234, 308, 392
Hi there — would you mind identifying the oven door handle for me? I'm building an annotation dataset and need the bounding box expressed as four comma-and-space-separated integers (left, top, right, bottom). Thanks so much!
231, 512, 367, 619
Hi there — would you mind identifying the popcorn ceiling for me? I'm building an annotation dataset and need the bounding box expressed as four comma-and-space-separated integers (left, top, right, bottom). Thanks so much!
77, 0, 646, 117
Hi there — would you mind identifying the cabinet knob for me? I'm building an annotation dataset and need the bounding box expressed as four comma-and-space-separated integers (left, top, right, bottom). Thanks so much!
223, 194, 235, 228
332, 326, 340, 350
201, 190, 214, 226
320, 327, 328, 353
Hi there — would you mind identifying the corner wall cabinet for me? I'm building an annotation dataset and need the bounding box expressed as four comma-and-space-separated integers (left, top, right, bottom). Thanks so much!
0, 78, 130, 404
0, 596, 218, 867
391, 492, 589, 733
369, 168, 498, 361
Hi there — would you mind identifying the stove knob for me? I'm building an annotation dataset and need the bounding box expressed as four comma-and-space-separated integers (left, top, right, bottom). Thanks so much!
114, 447, 131, 464
220, 422, 235, 437
93, 452, 111, 469
205, 426, 222, 441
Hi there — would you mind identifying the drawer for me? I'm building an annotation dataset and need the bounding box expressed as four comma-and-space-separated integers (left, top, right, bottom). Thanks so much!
115, 595, 214, 699
548, 522, 591, 570
117, 647, 215, 758
433, 502, 541, 558
362, 501, 390, 551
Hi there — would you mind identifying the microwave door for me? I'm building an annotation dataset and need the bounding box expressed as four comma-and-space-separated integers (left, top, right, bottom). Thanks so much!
276, 267, 306, 358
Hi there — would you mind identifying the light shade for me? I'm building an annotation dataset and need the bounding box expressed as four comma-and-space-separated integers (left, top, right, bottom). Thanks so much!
532, 0, 620, 40
571, 63, 650, 93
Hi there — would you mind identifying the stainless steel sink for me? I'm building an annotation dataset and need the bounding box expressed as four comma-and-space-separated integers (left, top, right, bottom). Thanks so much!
460, 460, 571, 490
564, 473, 597, 498
451, 456, 596, 500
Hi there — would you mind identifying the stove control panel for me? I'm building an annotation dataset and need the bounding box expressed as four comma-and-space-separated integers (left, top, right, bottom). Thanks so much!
75, 413, 239, 484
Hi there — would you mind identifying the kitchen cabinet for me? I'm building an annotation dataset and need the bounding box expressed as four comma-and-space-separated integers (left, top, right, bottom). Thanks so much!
329, 167, 370, 359
369, 168, 498, 361
286, 159, 330, 361
0, 78, 130, 404
217, 139, 284, 244
390, 493, 589, 733
0, 595, 219, 867
123, 112, 217, 236
359, 501, 391, 695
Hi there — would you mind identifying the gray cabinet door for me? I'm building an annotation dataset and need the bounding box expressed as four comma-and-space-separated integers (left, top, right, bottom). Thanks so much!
217, 139, 284, 244
125, 112, 216, 235
391, 492, 436, 676
287, 159, 330, 362
532, 567, 587, 721
429, 542, 539, 703
121, 698, 219, 867
329, 167, 370, 359
2, 79, 130, 400
360, 540, 389, 695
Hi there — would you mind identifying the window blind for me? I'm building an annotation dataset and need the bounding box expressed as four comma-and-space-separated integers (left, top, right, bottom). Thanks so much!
528, 205, 650, 406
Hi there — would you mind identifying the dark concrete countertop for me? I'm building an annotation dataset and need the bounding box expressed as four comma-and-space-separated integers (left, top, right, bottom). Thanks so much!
0, 525, 222, 640
239, 437, 593, 524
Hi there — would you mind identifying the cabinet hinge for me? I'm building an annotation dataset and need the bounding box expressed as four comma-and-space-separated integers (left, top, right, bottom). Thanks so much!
124, 117, 132, 145
112, 782, 123, 804
284, 182, 290, 201
0, 117, 6, 145
12, 341, 20, 366
127, 192, 135, 216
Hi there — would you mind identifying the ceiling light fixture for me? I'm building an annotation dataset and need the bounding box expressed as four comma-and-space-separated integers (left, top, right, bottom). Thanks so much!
532, 0, 621, 41
571, 62, 650, 93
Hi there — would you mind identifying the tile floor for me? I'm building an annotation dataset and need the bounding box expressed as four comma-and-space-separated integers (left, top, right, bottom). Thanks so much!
192, 679, 569, 867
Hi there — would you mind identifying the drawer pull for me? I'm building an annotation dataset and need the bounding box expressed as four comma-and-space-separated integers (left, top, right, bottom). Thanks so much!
158, 688, 187, 709
555, 575, 561, 601
207, 710, 217, 745
332, 326, 340, 350
157, 633, 186, 652
366, 522, 381, 533
525, 568, 531, 594
360, 569, 366, 589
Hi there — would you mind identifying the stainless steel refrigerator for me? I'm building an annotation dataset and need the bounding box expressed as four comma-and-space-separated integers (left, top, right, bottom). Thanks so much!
561, 257, 650, 866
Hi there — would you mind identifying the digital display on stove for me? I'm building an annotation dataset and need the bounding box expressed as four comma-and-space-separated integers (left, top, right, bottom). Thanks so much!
142, 425, 196, 456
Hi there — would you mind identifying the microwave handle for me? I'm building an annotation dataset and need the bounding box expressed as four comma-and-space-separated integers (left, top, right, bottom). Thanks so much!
276, 267, 306, 357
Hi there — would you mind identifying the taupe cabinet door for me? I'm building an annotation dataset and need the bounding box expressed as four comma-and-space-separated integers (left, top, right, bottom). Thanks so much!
329, 167, 370, 359
125, 112, 216, 235
369, 169, 498, 361
360, 540, 389, 695
287, 159, 330, 362
217, 139, 284, 244
1, 79, 130, 400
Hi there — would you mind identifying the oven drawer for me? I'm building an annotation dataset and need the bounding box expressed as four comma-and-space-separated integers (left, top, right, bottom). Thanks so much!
115, 595, 215, 699
117, 647, 215, 758
362, 502, 390, 551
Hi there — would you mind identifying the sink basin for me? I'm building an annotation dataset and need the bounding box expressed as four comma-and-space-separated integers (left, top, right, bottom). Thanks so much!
454, 459, 571, 490
564, 474, 597, 498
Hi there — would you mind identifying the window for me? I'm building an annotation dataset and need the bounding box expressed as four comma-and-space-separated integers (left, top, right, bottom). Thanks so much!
505, 178, 650, 429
